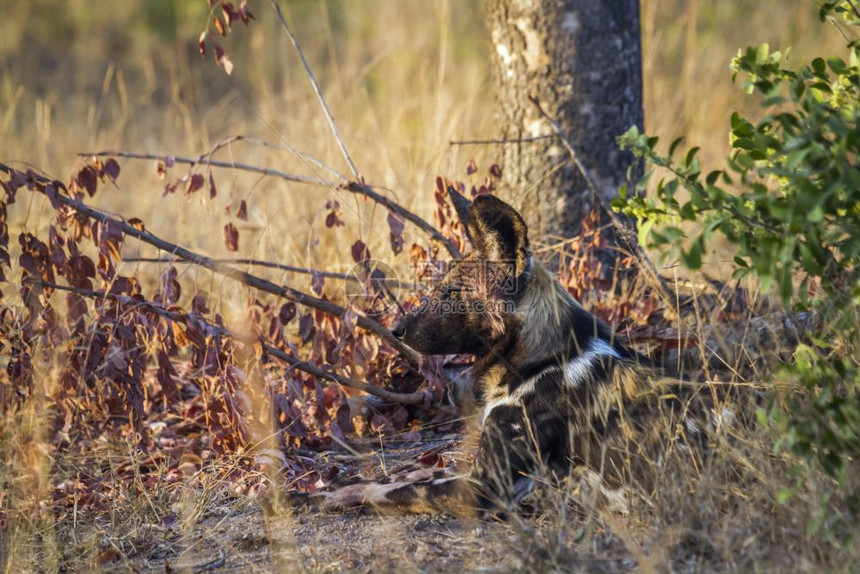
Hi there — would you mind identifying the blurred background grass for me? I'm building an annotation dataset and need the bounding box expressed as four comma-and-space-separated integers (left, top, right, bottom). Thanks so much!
0, 0, 846, 283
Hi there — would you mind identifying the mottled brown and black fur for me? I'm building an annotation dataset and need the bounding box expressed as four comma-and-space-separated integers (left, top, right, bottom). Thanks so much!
297, 188, 716, 517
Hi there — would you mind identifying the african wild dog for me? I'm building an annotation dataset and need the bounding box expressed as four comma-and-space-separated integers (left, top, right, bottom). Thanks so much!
293, 187, 712, 516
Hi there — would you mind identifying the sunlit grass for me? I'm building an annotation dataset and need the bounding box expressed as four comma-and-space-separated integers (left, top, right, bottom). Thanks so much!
0, 0, 855, 570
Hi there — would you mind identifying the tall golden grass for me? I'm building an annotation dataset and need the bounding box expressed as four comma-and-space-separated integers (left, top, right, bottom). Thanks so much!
0, 0, 855, 570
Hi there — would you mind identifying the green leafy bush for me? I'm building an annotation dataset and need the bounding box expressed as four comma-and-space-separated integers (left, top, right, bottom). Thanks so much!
614, 1, 860, 483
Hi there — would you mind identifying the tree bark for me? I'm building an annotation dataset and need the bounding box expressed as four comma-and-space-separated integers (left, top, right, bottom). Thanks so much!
484, 0, 644, 242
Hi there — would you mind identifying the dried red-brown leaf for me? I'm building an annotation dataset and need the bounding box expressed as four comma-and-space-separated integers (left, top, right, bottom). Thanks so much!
222, 3, 235, 27
466, 159, 478, 175
237, 199, 248, 221
298, 314, 315, 345
127, 218, 145, 232
186, 173, 205, 194
66, 254, 95, 289
387, 210, 404, 255
214, 44, 234, 75
156, 350, 180, 403
76, 166, 98, 196
223, 223, 239, 251
335, 403, 355, 435
214, 15, 226, 36
161, 266, 181, 305
192, 293, 210, 314
418, 451, 446, 468
103, 158, 121, 181
238, 0, 254, 23
208, 172, 218, 199
66, 292, 88, 326
310, 271, 324, 296
324, 211, 343, 228
279, 302, 297, 325
351, 240, 370, 263
95, 219, 123, 264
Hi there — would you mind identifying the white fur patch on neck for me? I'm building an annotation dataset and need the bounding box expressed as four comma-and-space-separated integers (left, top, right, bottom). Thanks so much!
564, 338, 620, 389
481, 337, 620, 425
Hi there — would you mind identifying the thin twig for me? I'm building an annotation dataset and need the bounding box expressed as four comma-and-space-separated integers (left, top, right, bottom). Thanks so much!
267, 1, 461, 259
35, 280, 428, 405
80, 149, 461, 259
271, 0, 358, 179
449, 135, 556, 146
344, 180, 461, 258
79, 150, 338, 187
202, 135, 348, 181
528, 96, 677, 305
16, 174, 421, 366
124, 256, 420, 289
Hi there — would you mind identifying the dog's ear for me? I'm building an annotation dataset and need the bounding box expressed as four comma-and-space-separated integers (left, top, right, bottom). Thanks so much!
447, 186, 531, 275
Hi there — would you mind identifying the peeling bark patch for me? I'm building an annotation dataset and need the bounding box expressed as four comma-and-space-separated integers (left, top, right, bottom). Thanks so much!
514, 17, 549, 71
496, 42, 514, 68
491, 27, 515, 79
525, 118, 548, 138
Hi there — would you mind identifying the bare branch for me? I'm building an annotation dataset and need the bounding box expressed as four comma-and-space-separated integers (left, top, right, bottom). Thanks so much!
79, 149, 462, 259
343, 180, 461, 258
79, 150, 339, 187
449, 135, 556, 146
34, 281, 428, 405
200, 135, 348, 182
270, 0, 359, 179
124, 257, 420, 289
17, 175, 421, 366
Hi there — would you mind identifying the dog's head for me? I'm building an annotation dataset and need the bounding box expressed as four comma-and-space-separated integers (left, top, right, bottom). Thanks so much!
392, 187, 532, 355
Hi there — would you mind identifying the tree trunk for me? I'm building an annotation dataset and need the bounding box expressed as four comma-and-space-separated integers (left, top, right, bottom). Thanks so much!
484, 0, 644, 243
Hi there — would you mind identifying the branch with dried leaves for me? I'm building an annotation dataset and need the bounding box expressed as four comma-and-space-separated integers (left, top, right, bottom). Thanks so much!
11, 170, 421, 367
35, 280, 428, 405
79, 149, 461, 259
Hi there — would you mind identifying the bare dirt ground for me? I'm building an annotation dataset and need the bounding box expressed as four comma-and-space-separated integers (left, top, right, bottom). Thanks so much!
108, 505, 635, 573
37, 487, 642, 574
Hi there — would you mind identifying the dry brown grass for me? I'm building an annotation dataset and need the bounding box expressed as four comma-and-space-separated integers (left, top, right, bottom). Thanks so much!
1, 1, 857, 572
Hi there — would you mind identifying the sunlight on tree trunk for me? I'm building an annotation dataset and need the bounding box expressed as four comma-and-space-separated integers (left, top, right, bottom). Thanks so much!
485, 0, 644, 243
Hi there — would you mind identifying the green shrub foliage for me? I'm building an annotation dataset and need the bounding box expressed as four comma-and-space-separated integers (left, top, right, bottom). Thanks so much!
614, 2, 860, 483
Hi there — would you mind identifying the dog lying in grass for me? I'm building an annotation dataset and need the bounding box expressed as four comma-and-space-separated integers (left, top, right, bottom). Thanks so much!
287, 187, 716, 518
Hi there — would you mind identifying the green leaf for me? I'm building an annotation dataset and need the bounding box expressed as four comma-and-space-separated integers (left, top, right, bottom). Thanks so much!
812, 57, 826, 76
826, 57, 846, 74
779, 268, 794, 302
706, 170, 723, 186
684, 146, 701, 167
668, 137, 684, 159
680, 237, 703, 270
637, 219, 655, 247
